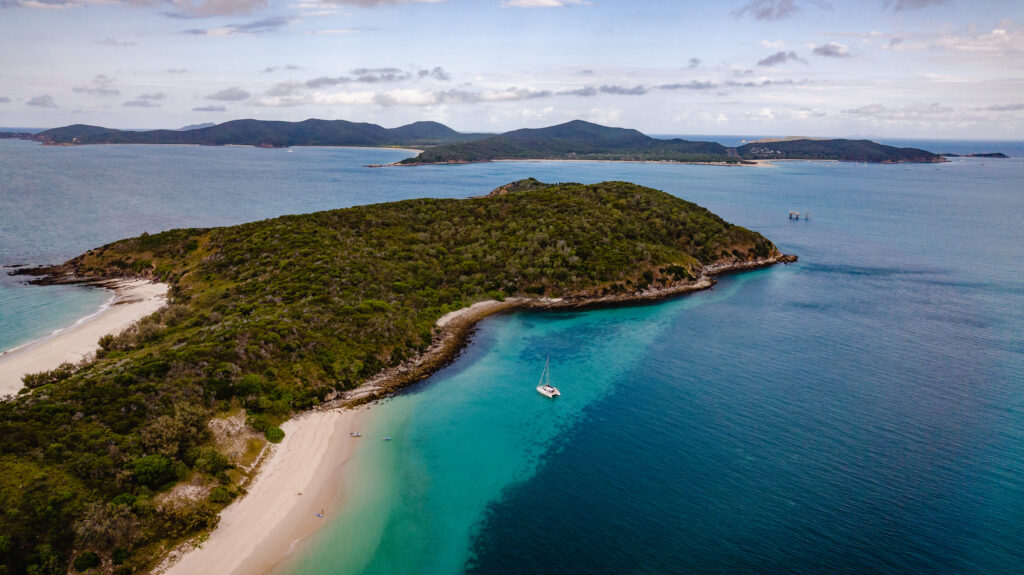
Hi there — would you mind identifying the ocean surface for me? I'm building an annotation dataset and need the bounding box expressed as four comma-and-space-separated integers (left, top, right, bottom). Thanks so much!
1, 139, 1022, 573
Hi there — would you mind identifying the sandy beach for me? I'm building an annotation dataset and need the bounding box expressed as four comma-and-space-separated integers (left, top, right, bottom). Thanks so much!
160, 407, 369, 575
0, 279, 168, 397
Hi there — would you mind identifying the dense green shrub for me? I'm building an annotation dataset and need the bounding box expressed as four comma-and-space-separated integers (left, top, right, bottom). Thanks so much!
128, 455, 175, 490
208, 486, 232, 504
73, 551, 99, 572
264, 427, 285, 443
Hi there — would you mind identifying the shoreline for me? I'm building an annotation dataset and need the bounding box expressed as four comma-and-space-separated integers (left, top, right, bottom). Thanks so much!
386, 157, 945, 168
158, 407, 371, 575
0, 279, 168, 397
376, 157, 755, 168
324, 253, 796, 407
17, 139, 425, 154
158, 253, 796, 574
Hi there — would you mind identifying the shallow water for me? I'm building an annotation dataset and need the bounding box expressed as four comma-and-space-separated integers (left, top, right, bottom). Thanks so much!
2, 140, 1022, 573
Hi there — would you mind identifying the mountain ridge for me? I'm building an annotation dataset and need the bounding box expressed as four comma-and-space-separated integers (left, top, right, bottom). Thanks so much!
1, 118, 951, 163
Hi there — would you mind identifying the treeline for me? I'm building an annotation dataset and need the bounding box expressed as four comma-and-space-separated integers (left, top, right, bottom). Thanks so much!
0, 180, 777, 573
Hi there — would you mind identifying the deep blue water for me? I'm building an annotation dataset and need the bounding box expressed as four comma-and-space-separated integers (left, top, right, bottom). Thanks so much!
2, 140, 1023, 573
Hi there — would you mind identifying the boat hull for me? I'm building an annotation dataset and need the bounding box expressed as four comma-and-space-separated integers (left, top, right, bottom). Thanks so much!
536, 385, 561, 398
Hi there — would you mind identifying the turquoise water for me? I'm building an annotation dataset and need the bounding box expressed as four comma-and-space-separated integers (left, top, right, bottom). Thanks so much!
287, 286, 744, 574
2, 140, 1023, 573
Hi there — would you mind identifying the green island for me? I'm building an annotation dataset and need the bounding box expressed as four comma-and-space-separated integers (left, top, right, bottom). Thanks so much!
735, 138, 945, 163
0, 118, 954, 163
0, 180, 791, 574
396, 120, 739, 164
398, 121, 945, 165
0, 119, 487, 148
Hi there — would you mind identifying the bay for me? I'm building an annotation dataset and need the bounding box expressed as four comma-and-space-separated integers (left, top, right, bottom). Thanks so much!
1, 140, 1022, 573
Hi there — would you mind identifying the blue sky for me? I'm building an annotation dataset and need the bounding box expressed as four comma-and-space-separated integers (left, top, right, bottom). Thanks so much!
1, 0, 1022, 138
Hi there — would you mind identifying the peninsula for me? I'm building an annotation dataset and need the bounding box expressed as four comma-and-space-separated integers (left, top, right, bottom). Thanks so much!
0, 179, 792, 574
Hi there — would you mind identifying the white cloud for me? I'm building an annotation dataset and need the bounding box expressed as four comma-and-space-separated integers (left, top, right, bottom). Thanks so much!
72, 74, 119, 96
838, 102, 993, 129
812, 42, 852, 58
316, 0, 445, 5
503, 0, 590, 6
205, 87, 251, 101
932, 22, 1024, 54
27, 95, 58, 108
518, 106, 555, 119
304, 28, 360, 35
586, 107, 622, 125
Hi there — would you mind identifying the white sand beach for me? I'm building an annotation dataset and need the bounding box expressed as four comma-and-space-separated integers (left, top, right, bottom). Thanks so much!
161, 407, 368, 575
0, 280, 168, 397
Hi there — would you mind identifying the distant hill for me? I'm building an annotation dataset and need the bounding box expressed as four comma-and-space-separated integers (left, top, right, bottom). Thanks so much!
386, 121, 491, 145
178, 123, 216, 131
0, 118, 952, 163
940, 152, 1009, 158
399, 120, 737, 164
736, 139, 944, 163
21, 119, 490, 148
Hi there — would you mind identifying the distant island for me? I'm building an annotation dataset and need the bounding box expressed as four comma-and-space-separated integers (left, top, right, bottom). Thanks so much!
2, 179, 791, 574
0, 118, 973, 164
0, 118, 489, 148
396, 120, 946, 165
397, 120, 740, 164
939, 152, 1009, 158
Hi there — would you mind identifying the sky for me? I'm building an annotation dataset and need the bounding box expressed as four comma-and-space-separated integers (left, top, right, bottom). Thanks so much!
1, 0, 1022, 139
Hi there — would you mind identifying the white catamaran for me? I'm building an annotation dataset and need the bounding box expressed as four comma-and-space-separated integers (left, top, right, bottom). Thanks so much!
536, 357, 561, 398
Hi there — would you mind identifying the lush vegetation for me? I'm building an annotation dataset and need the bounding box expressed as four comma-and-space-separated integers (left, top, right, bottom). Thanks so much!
0, 180, 778, 573
24, 119, 489, 148
400, 120, 739, 164
736, 139, 944, 163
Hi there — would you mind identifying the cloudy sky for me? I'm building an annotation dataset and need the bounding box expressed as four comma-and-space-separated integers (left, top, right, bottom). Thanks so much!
1, 0, 1022, 138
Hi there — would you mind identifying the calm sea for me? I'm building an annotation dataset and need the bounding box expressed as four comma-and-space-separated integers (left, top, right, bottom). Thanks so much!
1, 139, 1022, 573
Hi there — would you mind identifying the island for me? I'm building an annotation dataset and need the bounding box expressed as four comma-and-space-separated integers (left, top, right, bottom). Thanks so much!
939, 152, 1009, 158
0, 118, 964, 164
395, 121, 946, 165
0, 119, 490, 148
397, 120, 741, 164
0, 179, 793, 574
735, 137, 944, 163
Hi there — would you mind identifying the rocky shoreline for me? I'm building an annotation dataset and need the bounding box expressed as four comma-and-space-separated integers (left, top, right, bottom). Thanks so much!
321, 253, 797, 410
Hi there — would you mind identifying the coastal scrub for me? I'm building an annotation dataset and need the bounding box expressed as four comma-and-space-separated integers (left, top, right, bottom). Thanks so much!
0, 180, 781, 573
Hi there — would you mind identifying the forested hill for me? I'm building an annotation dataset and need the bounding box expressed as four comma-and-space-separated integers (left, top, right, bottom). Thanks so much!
0, 180, 781, 574
398, 120, 947, 165
399, 120, 737, 164
736, 138, 944, 163
3, 118, 947, 162
16, 119, 490, 148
